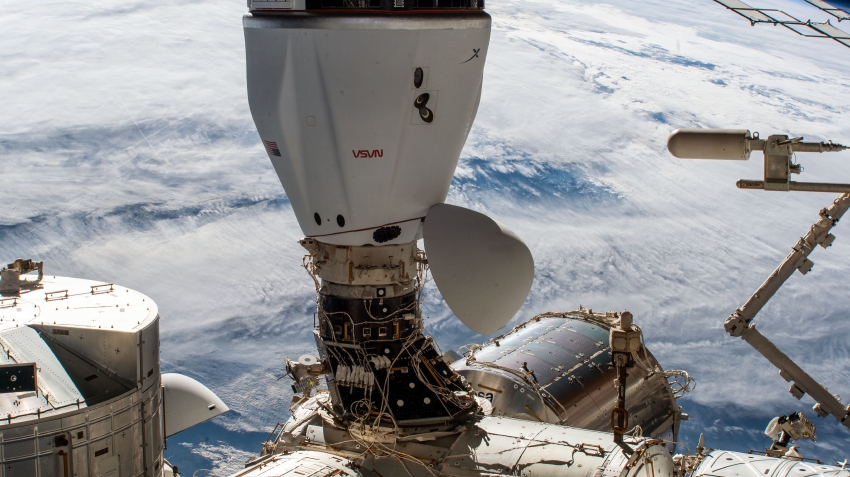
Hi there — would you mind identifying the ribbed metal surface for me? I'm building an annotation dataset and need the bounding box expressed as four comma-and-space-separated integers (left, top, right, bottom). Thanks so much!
451, 312, 681, 440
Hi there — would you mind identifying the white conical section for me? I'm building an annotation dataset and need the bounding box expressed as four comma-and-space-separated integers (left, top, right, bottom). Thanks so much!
423, 204, 534, 335
244, 14, 491, 246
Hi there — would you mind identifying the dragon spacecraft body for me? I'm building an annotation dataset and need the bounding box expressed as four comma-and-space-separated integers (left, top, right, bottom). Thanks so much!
2, 0, 849, 476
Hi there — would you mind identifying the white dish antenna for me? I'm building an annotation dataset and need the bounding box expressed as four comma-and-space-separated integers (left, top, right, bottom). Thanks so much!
423, 204, 534, 335
161, 373, 230, 437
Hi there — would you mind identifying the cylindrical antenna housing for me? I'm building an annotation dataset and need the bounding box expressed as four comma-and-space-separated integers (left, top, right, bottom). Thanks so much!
667, 128, 751, 160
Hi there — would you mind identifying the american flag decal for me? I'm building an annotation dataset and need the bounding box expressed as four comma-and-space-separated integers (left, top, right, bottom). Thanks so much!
263, 140, 281, 157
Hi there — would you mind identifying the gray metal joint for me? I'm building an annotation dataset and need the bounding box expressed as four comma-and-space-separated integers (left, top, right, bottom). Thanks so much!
724, 312, 749, 337
789, 382, 806, 400
816, 232, 836, 248
795, 257, 814, 275
611, 351, 634, 368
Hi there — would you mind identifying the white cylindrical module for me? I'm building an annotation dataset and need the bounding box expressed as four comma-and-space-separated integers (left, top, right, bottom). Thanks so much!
0, 275, 164, 477
243, 13, 491, 246
241, 395, 677, 477
0, 268, 228, 477
691, 450, 850, 477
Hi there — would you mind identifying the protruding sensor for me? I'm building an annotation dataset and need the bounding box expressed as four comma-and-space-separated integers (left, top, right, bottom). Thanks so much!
667, 129, 751, 160
669, 127, 849, 192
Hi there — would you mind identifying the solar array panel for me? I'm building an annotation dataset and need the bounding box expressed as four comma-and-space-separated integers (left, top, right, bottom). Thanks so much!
806, 0, 850, 21
715, 0, 850, 49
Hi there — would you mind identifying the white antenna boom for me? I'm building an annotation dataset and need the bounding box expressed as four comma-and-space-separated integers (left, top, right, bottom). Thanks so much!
724, 194, 850, 428
668, 128, 850, 192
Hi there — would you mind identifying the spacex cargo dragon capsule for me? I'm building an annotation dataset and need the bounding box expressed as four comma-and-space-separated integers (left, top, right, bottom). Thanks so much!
243, 0, 535, 336
244, 3, 491, 247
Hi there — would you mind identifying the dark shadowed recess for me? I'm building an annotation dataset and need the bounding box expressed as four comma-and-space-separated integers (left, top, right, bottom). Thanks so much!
676, 399, 850, 463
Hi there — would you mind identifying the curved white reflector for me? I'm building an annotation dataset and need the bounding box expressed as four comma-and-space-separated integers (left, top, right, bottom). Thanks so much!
423, 204, 534, 335
162, 373, 229, 437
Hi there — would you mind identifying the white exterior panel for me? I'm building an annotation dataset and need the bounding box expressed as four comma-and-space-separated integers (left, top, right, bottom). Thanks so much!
692, 450, 850, 477
244, 13, 491, 245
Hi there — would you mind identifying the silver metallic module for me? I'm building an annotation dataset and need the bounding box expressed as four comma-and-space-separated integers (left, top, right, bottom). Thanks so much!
451, 310, 685, 441
685, 449, 850, 477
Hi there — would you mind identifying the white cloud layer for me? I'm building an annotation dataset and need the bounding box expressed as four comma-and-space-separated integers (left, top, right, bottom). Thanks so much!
2, 0, 849, 468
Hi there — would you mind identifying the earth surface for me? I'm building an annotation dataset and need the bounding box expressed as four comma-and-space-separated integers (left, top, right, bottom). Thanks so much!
2, 0, 850, 473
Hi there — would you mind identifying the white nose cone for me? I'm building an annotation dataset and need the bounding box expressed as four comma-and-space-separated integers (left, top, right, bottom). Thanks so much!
423, 204, 534, 335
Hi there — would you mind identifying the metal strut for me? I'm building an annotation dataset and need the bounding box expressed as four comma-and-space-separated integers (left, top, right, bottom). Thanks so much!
610, 311, 640, 442
725, 193, 850, 428
612, 365, 629, 443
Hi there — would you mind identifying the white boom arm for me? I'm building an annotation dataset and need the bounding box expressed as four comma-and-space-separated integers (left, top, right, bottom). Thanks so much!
725, 194, 850, 428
